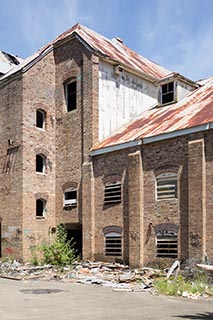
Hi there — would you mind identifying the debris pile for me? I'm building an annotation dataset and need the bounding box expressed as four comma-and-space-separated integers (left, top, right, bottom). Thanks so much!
0, 260, 160, 292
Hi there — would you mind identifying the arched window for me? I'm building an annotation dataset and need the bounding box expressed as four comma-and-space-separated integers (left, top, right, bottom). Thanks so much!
36, 109, 46, 129
36, 199, 46, 218
36, 154, 46, 173
156, 172, 177, 200
103, 226, 122, 256
104, 232, 122, 256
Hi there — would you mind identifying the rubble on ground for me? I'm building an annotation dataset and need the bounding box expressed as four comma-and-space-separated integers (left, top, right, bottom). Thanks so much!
0, 259, 212, 299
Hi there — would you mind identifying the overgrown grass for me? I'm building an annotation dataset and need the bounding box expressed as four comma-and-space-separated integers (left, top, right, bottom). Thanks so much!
154, 273, 213, 297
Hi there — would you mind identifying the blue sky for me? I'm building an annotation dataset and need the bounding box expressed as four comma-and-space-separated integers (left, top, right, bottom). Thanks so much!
1, 0, 213, 81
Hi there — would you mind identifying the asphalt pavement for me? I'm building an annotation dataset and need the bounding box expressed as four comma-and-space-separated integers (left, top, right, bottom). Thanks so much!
0, 278, 212, 320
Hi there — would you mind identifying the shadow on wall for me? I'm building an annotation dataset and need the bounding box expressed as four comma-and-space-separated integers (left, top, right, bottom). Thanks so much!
175, 312, 213, 319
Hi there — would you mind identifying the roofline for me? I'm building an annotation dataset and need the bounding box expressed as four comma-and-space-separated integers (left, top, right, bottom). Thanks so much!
155, 72, 199, 88
90, 122, 213, 156
143, 122, 213, 144
90, 140, 142, 156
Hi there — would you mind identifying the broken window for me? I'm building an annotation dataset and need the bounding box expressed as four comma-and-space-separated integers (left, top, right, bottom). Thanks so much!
161, 82, 174, 105
105, 232, 122, 256
65, 80, 77, 112
36, 199, 46, 218
104, 182, 121, 205
156, 172, 177, 200
156, 231, 178, 258
63, 189, 77, 208
36, 154, 46, 173
36, 109, 46, 129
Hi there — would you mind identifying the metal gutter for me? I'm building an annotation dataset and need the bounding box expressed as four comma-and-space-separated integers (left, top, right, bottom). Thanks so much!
90, 140, 142, 156
143, 123, 213, 144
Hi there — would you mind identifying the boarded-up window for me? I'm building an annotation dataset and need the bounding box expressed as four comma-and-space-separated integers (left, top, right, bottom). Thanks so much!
64, 189, 77, 208
104, 182, 121, 204
156, 172, 177, 200
156, 232, 178, 258
105, 232, 122, 256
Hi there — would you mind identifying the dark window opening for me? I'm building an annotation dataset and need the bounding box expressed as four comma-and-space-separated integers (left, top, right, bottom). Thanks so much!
36, 199, 46, 218
64, 190, 77, 208
36, 155, 45, 173
66, 81, 77, 112
104, 183, 121, 204
105, 233, 122, 256
36, 110, 46, 129
157, 234, 178, 258
161, 82, 174, 105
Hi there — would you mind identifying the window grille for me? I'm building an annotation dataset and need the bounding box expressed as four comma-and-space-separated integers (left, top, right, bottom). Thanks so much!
104, 183, 121, 204
156, 233, 178, 258
156, 172, 177, 200
105, 233, 122, 256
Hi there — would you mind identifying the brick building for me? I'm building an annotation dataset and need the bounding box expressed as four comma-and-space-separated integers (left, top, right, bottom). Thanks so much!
0, 24, 212, 266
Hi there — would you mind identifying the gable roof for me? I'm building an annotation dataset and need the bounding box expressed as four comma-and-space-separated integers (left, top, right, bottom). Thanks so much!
92, 77, 213, 153
0, 23, 170, 82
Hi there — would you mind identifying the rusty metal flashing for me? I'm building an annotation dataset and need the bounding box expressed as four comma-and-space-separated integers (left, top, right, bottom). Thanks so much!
143, 122, 213, 144
22, 46, 53, 73
155, 72, 199, 88
90, 140, 142, 156
91, 122, 213, 156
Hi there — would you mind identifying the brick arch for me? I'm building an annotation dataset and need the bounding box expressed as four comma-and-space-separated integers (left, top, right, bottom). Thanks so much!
33, 103, 49, 113
102, 174, 122, 185
103, 225, 123, 235
154, 165, 178, 176
34, 148, 49, 157
62, 181, 78, 191
34, 192, 48, 200
154, 223, 179, 236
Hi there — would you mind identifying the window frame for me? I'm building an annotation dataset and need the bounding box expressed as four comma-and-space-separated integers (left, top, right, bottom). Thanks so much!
104, 232, 122, 256
161, 81, 175, 105
36, 198, 46, 219
36, 109, 46, 129
156, 172, 177, 200
63, 188, 77, 209
104, 182, 122, 205
36, 154, 46, 174
156, 231, 178, 258
65, 80, 77, 112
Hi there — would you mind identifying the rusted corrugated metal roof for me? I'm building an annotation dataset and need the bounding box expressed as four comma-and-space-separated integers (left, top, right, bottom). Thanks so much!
93, 77, 213, 150
1, 23, 170, 82
46, 23, 170, 79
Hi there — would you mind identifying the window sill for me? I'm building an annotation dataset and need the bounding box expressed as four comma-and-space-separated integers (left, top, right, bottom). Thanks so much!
36, 216, 45, 220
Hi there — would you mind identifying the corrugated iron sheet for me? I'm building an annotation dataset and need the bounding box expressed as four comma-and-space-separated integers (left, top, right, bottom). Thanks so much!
49, 23, 170, 79
93, 77, 213, 150
0, 23, 170, 82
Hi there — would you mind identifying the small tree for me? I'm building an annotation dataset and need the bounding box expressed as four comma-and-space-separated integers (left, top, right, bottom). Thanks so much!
31, 224, 78, 266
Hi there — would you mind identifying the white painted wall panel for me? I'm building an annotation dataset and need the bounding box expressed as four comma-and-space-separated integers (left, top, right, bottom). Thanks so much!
99, 61, 158, 140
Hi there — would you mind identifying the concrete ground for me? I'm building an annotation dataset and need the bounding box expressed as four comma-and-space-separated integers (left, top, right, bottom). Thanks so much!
0, 278, 212, 320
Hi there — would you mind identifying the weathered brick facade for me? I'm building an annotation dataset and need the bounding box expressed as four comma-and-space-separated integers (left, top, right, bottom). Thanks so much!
0, 24, 212, 266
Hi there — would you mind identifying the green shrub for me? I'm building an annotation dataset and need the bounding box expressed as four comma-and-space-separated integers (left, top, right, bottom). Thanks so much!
31, 224, 78, 266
